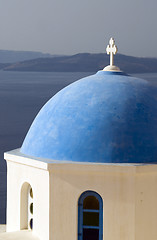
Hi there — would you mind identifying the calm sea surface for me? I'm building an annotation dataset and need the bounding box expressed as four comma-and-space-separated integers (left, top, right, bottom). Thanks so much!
0, 70, 157, 223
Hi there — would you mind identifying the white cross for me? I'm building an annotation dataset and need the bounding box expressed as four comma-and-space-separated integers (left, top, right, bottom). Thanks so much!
106, 38, 118, 66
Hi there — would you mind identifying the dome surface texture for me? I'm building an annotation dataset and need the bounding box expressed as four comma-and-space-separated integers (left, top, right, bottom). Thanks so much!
21, 71, 157, 163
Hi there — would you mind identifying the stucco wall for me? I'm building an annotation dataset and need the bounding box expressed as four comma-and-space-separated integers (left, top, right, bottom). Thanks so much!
135, 166, 157, 240
49, 163, 136, 240
5, 150, 157, 240
6, 160, 49, 240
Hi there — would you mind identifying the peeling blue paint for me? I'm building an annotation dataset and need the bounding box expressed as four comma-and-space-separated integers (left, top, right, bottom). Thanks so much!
21, 71, 157, 163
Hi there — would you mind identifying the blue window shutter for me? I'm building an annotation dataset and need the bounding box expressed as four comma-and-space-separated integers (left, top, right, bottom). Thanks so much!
78, 191, 103, 240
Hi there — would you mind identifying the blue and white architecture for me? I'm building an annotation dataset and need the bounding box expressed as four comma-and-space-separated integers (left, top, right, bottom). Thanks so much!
3, 38, 157, 240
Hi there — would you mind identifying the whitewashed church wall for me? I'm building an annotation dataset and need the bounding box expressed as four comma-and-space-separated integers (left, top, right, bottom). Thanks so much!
49, 164, 135, 240
135, 169, 157, 240
6, 159, 50, 240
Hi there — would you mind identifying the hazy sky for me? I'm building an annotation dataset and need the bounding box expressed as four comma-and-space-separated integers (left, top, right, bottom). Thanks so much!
0, 0, 157, 57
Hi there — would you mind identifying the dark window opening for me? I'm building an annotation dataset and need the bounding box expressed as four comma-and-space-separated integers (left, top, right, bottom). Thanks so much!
78, 191, 103, 240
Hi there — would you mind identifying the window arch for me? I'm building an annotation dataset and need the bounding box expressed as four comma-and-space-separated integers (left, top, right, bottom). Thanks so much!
20, 182, 33, 230
78, 191, 103, 240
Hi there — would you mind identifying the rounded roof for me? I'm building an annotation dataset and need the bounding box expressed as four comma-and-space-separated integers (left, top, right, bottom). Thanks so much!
21, 71, 157, 164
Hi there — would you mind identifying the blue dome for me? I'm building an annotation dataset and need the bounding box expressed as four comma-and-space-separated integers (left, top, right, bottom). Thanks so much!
21, 71, 157, 163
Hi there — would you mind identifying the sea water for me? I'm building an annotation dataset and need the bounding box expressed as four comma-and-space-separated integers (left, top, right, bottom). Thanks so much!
0, 70, 157, 223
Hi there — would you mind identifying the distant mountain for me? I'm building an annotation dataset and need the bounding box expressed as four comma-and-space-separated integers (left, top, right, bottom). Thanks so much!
0, 50, 60, 63
2, 53, 157, 73
0, 63, 10, 69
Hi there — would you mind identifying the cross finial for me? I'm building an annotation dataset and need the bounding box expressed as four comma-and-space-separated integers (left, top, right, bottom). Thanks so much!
106, 38, 118, 66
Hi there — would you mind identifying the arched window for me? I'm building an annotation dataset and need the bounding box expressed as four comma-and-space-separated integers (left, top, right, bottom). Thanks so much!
78, 191, 103, 240
20, 182, 33, 230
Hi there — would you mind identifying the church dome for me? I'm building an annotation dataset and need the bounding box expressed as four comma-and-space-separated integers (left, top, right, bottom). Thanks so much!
21, 70, 157, 164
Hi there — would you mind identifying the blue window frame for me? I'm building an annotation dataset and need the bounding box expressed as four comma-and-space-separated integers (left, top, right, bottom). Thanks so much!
78, 191, 103, 240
